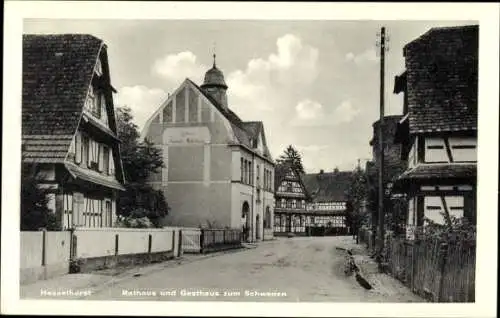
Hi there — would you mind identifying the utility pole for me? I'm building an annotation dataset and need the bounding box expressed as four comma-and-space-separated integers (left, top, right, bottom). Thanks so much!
376, 26, 387, 260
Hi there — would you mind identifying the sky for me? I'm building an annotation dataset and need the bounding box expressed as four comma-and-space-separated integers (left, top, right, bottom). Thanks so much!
23, 19, 475, 173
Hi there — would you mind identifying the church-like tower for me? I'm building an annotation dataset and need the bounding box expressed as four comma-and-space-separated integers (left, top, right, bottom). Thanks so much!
201, 54, 228, 110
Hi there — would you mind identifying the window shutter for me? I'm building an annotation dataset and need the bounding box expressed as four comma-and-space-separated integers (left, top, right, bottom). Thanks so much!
109, 149, 115, 176
98, 143, 104, 172
86, 138, 92, 167
75, 132, 82, 164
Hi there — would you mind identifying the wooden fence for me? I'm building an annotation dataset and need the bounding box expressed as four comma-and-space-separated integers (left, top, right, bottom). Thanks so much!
200, 228, 243, 253
358, 227, 376, 251
383, 235, 475, 302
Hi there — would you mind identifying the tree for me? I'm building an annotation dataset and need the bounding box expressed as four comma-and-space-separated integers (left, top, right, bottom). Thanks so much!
20, 164, 59, 231
276, 145, 305, 174
345, 165, 369, 243
115, 106, 169, 227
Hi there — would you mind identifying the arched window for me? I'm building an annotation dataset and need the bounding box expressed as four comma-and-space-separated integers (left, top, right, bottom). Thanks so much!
242, 201, 249, 218
264, 206, 271, 228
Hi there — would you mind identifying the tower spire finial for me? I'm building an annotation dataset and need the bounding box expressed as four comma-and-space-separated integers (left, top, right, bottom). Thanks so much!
212, 41, 217, 67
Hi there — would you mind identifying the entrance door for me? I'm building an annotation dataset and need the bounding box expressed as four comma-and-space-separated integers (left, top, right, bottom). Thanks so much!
242, 201, 250, 241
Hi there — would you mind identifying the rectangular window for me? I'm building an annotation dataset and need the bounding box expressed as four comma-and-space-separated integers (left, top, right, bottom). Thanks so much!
83, 196, 104, 228
82, 135, 89, 166
85, 86, 102, 118
98, 144, 105, 172
104, 200, 112, 227
250, 162, 254, 185
240, 158, 244, 182
87, 139, 100, 170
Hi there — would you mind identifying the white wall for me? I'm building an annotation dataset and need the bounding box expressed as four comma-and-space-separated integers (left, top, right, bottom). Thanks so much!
73, 227, 178, 259
20, 232, 43, 269
20, 231, 71, 284
45, 231, 71, 265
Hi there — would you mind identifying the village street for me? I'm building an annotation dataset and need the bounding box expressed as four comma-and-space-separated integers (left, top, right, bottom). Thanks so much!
22, 237, 424, 302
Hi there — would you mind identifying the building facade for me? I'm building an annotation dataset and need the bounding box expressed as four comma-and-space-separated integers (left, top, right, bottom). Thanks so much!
22, 34, 126, 230
273, 164, 309, 236
141, 57, 275, 242
302, 170, 353, 235
393, 25, 478, 237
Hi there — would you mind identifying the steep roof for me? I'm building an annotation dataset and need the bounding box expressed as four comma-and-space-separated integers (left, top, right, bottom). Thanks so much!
302, 171, 353, 202
403, 25, 478, 134
188, 79, 273, 161
22, 34, 103, 162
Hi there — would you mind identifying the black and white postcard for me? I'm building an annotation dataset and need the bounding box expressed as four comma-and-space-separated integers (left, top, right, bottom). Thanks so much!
2, 1, 499, 317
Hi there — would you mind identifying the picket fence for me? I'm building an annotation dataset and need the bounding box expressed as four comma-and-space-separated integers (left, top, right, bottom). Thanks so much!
358, 227, 476, 302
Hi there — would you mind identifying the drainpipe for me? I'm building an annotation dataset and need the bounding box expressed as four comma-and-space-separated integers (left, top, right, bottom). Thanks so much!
251, 152, 255, 243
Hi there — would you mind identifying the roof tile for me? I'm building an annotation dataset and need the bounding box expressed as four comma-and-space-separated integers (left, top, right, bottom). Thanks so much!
403, 25, 478, 133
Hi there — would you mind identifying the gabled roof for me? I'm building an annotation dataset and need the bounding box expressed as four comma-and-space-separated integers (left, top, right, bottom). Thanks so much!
187, 79, 273, 161
274, 162, 310, 199
22, 34, 103, 163
23, 34, 103, 136
402, 25, 478, 134
302, 171, 353, 203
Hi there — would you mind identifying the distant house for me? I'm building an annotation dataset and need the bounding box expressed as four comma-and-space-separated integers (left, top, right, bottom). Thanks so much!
368, 115, 408, 232
302, 170, 353, 235
273, 163, 310, 236
393, 25, 478, 236
140, 56, 275, 242
22, 34, 126, 230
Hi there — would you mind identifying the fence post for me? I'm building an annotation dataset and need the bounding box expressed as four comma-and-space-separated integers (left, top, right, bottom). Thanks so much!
148, 234, 152, 254
437, 242, 449, 302
178, 230, 183, 257
114, 234, 119, 256
41, 229, 47, 267
200, 229, 205, 254
171, 230, 176, 254
410, 240, 417, 291
70, 231, 77, 261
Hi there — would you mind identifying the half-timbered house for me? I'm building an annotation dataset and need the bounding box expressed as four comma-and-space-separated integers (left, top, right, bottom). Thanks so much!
302, 170, 353, 235
393, 25, 478, 237
273, 163, 310, 236
22, 34, 126, 230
